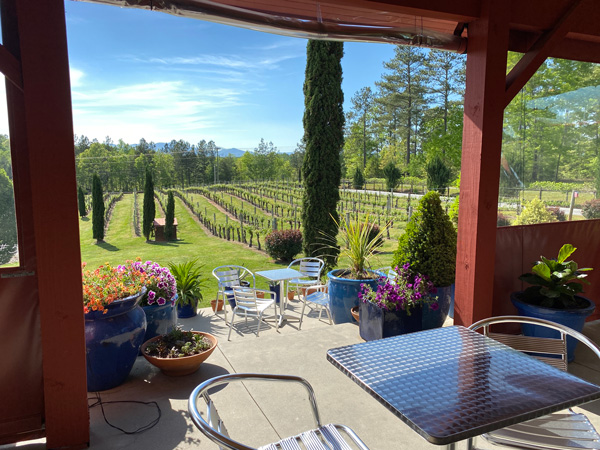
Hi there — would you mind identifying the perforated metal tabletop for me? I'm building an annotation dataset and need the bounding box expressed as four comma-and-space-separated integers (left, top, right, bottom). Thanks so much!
327, 326, 600, 446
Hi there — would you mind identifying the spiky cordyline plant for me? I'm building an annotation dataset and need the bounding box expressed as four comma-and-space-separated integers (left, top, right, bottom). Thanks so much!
319, 214, 389, 280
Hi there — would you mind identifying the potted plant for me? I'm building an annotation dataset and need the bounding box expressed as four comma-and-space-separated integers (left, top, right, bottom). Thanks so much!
168, 258, 207, 318
128, 259, 178, 343
358, 264, 438, 341
82, 261, 148, 391
141, 326, 218, 376
393, 191, 456, 329
512, 243, 595, 361
322, 214, 389, 324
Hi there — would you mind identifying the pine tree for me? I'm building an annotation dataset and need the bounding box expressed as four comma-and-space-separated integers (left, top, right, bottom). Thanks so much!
142, 168, 155, 241
165, 190, 175, 241
352, 167, 365, 189
92, 174, 105, 242
77, 185, 87, 217
376, 46, 427, 166
301, 40, 344, 269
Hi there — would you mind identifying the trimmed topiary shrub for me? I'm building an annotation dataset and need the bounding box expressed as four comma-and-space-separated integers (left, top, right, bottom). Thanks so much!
392, 191, 457, 287
265, 229, 303, 262
513, 198, 553, 225
92, 174, 105, 242
165, 191, 175, 241
582, 199, 600, 219
78, 185, 87, 218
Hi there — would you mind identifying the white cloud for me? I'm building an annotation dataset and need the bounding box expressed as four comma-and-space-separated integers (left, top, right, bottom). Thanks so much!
70, 68, 84, 87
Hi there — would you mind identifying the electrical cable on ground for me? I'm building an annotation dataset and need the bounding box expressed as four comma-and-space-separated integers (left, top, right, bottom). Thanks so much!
88, 392, 161, 434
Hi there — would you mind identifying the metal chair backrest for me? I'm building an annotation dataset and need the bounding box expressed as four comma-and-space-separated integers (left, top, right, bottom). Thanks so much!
231, 286, 263, 310
290, 258, 324, 280
468, 315, 600, 372
213, 265, 255, 289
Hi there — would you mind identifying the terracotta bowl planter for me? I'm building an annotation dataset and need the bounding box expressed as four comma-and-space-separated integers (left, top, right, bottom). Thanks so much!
351, 306, 360, 323
211, 299, 224, 312
141, 331, 218, 376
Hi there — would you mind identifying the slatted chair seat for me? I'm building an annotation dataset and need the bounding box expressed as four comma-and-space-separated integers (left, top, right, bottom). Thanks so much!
287, 258, 325, 302
300, 284, 332, 329
188, 374, 370, 450
469, 315, 600, 450
212, 265, 256, 321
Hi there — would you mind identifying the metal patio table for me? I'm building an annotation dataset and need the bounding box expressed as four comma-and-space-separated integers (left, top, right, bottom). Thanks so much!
256, 268, 304, 327
327, 325, 600, 449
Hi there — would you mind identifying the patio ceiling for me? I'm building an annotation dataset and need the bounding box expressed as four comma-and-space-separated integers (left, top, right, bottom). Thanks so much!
79, 0, 600, 62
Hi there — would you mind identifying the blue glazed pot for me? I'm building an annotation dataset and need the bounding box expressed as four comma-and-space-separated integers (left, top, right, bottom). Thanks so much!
269, 285, 281, 304
359, 301, 423, 341
422, 284, 454, 330
511, 291, 595, 362
85, 289, 147, 392
177, 301, 197, 318
328, 269, 380, 324
142, 299, 177, 343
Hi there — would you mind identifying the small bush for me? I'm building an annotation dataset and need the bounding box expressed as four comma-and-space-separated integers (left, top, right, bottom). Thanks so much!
361, 222, 384, 249
582, 199, 600, 219
497, 213, 511, 227
426, 155, 451, 193
546, 206, 566, 222
352, 167, 365, 189
513, 198, 554, 225
265, 229, 303, 262
448, 196, 459, 226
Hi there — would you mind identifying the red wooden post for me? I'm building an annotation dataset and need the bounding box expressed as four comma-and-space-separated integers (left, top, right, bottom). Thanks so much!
7, 0, 89, 447
454, 0, 509, 326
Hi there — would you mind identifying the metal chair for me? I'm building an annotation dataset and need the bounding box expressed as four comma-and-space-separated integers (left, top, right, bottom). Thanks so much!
468, 315, 600, 450
212, 265, 255, 321
299, 283, 332, 330
188, 373, 371, 450
228, 287, 278, 340
286, 257, 324, 303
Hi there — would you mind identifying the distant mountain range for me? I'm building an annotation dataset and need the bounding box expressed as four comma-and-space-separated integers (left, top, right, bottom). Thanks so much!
152, 143, 246, 157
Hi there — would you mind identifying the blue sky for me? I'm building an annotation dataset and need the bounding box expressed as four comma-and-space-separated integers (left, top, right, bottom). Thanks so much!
53, 1, 394, 152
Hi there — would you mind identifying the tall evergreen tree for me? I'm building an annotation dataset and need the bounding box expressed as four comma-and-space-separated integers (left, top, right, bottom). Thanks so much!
164, 190, 175, 241
376, 46, 427, 166
142, 168, 155, 241
77, 185, 87, 218
92, 174, 105, 242
301, 40, 344, 268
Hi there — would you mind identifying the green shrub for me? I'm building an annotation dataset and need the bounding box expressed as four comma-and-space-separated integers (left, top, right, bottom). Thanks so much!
92, 174, 105, 242
165, 191, 175, 240
448, 196, 459, 226
546, 206, 566, 222
382, 162, 402, 191
352, 167, 365, 189
497, 213, 511, 227
582, 199, 600, 219
78, 185, 87, 218
142, 168, 155, 241
393, 191, 457, 287
513, 198, 554, 225
426, 155, 451, 193
265, 229, 303, 262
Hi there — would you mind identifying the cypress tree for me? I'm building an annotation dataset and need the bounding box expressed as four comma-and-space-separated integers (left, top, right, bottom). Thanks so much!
301, 40, 344, 268
142, 168, 155, 241
165, 190, 175, 241
77, 185, 87, 217
92, 174, 105, 242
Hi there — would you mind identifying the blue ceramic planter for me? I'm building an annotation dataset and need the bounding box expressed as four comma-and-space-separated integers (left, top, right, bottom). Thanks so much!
359, 301, 423, 341
269, 285, 281, 304
422, 284, 454, 330
85, 290, 147, 392
328, 270, 380, 324
511, 292, 595, 362
142, 300, 177, 343
177, 302, 197, 318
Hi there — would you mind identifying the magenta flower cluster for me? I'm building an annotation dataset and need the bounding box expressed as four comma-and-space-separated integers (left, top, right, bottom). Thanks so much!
126, 260, 177, 307
359, 263, 438, 315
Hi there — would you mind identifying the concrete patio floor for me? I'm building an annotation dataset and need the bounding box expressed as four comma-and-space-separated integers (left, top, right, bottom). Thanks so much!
5, 298, 600, 450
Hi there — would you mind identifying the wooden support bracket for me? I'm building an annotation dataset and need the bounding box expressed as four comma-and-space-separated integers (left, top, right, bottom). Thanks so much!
0, 43, 22, 91
504, 0, 586, 107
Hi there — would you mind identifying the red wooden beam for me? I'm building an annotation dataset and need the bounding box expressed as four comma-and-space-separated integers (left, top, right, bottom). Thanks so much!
455, 0, 509, 326
10, 0, 89, 448
504, 0, 586, 107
